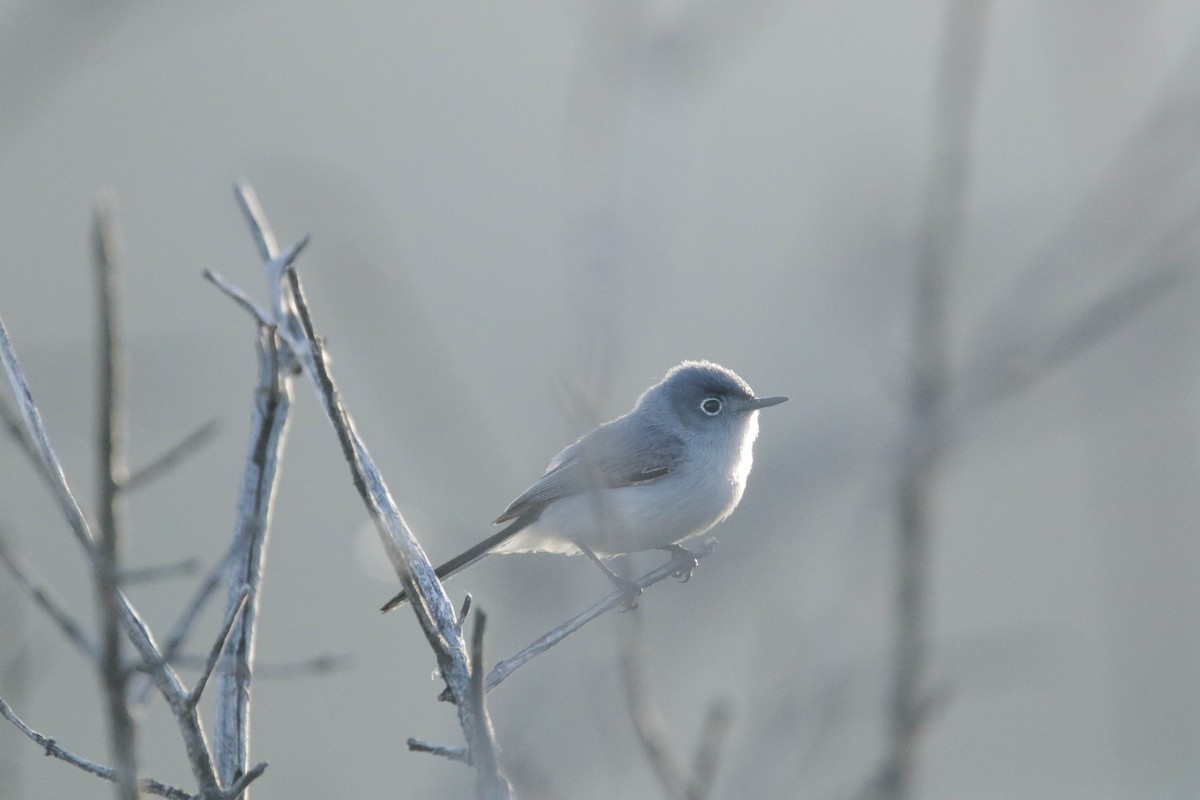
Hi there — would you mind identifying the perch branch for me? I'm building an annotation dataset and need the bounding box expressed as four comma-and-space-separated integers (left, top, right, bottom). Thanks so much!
482, 539, 718, 694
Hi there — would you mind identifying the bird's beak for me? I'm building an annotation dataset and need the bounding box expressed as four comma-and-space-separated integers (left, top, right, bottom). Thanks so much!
746, 395, 788, 410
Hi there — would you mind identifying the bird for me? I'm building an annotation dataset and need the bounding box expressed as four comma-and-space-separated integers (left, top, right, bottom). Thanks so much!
381, 360, 786, 612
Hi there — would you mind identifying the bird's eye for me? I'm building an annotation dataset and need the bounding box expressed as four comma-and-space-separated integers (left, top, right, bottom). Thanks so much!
700, 397, 722, 416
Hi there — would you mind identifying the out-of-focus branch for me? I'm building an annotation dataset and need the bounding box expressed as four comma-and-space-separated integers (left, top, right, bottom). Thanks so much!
888, 3, 991, 800
119, 558, 202, 585
92, 191, 139, 800
618, 609, 731, 800
0, 695, 191, 800
467, 609, 506, 798
167, 651, 354, 680
0, 533, 97, 662
124, 419, 220, 493
482, 540, 718, 695
130, 545, 238, 708
954, 233, 1193, 419
0, 309, 225, 798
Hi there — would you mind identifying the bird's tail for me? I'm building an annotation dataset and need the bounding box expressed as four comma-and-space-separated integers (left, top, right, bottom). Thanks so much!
379, 511, 538, 613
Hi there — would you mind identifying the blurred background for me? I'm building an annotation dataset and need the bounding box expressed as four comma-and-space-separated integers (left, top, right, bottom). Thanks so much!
2, 2, 1200, 798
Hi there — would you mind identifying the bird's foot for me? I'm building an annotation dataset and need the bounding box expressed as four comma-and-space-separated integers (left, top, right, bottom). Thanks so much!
663, 544, 699, 582
608, 574, 643, 610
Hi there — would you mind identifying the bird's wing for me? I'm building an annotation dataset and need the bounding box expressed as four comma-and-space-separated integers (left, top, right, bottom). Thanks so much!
494, 418, 683, 523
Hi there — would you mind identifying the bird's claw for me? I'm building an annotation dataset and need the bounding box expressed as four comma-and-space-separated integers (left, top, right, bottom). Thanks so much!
610, 575, 643, 610
664, 545, 699, 583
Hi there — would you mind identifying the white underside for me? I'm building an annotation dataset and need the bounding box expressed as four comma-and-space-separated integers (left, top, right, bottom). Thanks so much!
495, 415, 757, 557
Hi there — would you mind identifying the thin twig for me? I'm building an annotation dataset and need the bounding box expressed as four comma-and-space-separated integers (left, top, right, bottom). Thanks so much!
167, 651, 354, 680
617, 610, 732, 800
407, 738, 471, 764
188, 587, 250, 710
119, 558, 202, 585
131, 545, 238, 708
233, 180, 280, 262
222, 761, 269, 800
468, 609, 506, 799
0, 395, 57, 491
690, 699, 733, 799
956, 255, 1189, 418
0, 533, 98, 662
92, 191, 139, 800
483, 540, 718, 694
619, 611, 690, 800
124, 419, 220, 493
0, 312, 97, 559
203, 269, 271, 327
0, 695, 193, 800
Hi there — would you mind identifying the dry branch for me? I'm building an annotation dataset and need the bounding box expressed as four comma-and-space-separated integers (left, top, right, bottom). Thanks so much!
92, 190, 139, 800
0, 533, 97, 662
0, 695, 191, 800
0, 308, 225, 797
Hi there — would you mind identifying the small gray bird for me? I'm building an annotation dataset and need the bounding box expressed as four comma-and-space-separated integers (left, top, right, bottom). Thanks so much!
381, 360, 786, 612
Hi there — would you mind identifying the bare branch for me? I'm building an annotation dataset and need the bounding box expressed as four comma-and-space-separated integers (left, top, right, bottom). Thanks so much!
124, 420, 220, 493
119, 599, 223, 796
617, 608, 733, 800
213, 325, 292, 791
203, 269, 271, 327
0, 695, 193, 800
408, 738, 471, 765
221, 761, 268, 800
92, 191, 139, 800
167, 651, 354, 681
619, 613, 690, 800
0, 311, 97, 559
483, 540, 718, 694
0, 394, 57, 491
690, 699, 733, 800
0, 532, 97, 662
188, 587, 250, 710
955, 253, 1189, 417
233, 180, 280, 262
131, 546, 237, 708
0, 308, 224, 796
119, 558, 202, 586
888, 4, 991, 799
282, 260, 512, 797
468, 609, 508, 800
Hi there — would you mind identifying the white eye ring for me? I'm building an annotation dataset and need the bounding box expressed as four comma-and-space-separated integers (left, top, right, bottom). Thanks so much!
700, 397, 722, 416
